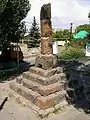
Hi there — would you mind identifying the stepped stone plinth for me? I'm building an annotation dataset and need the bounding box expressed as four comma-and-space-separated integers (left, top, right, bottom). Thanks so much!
9, 63, 68, 116
9, 3, 68, 117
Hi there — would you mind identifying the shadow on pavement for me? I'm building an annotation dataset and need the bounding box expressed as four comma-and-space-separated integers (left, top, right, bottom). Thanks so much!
58, 59, 90, 114
0, 60, 31, 83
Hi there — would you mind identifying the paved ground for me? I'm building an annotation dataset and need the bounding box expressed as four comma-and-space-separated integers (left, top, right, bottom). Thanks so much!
47, 107, 90, 120
0, 81, 40, 120
0, 56, 90, 120
0, 81, 90, 120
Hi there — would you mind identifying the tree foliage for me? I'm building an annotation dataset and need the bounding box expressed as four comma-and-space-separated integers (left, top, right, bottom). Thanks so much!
0, 0, 30, 50
53, 29, 70, 41
76, 24, 90, 33
28, 16, 40, 48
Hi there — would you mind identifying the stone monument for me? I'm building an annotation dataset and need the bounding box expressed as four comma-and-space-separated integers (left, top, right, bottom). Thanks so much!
9, 3, 68, 117
40, 3, 52, 54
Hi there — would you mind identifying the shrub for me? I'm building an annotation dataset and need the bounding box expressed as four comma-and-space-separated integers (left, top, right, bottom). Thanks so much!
58, 47, 85, 60
65, 39, 86, 49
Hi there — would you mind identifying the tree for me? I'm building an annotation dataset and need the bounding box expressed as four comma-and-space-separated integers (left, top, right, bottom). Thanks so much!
63, 29, 71, 39
53, 29, 70, 41
53, 30, 63, 40
28, 16, 40, 47
0, 0, 31, 50
76, 24, 90, 33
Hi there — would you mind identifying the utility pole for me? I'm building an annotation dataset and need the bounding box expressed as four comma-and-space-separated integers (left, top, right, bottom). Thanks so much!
70, 23, 73, 41
88, 12, 90, 25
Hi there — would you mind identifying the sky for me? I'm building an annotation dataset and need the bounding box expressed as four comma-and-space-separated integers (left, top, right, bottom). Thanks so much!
24, 0, 90, 31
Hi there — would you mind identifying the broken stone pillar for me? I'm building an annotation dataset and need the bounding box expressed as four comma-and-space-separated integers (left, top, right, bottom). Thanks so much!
9, 3, 68, 117
40, 3, 53, 55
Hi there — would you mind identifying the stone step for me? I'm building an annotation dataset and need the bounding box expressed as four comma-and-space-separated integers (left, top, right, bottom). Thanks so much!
22, 78, 64, 96
9, 88, 68, 117
29, 66, 63, 77
9, 81, 67, 110
23, 72, 66, 85
36, 90, 67, 109
9, 81, 41, 104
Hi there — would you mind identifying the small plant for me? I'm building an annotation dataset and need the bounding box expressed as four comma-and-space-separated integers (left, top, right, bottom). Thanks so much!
58, 47, 85, 60
65, 39, 86, 49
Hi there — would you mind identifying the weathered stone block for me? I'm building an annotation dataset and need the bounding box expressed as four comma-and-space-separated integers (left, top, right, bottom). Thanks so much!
54, 100, 68, 110
35, 54, 57, 70
16, 75, 23, 84
38, 83, 64, 96
56, 90, 67, 100
59, 73, 66, 82
38, 107, 55, 118
36, 90, 66, 109
23, 78, 41, 91
23, 71, 30, 79
22, 78, 64, 96
29, 66, 63, 77
23, 72, 39, 83
23, 72, 62, 85
9, 82, 41, 104
48, 74, 61, 84
36, 94, 57, 109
